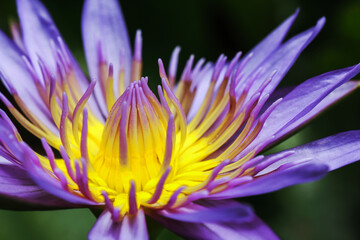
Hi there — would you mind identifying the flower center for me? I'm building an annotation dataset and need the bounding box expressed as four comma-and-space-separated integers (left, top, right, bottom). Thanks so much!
92, 78, 171, 193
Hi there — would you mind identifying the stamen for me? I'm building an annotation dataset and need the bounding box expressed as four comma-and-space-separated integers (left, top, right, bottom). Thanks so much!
208, 176, 231, 192
211, 54, 227, 83
49, 77, 61, 128
141, 78, 167, 126
105, 64, 115, 111
37, 58, 51, 91
161, 115, 175, 172
161, 78, 187, 148
187, 55, 227, 131
41, 138, 56, 173
59, 93, 73, 157
119, 101, 130, 167
131, 30, 143, 82
176, 189, 209, 208
102, 191, 114, 212
158, 58, 168, 81
81, 108, 89, 162
0, 93, 48, 141
60, 145, 75, 182
72, 81, 96, 144
253, 151, 295, 175
158, 85, 171, 117
128, 180, 138, 215
191, 58, 206, 82
22, 56, 48, 105
225, 52, 242, 79
147, 167, 171, 204
184, 159, 230, 193
118, 49, 126, 95
102, 191, 120, 222
168, 46, 180, 87
11, 89, 51, 133
204, 159, 230, 188
112, 208, 121, 222
179, 55, 195, 83
175, 55, 194, 102
54, 168, 69, 190
164, 186, 186, 209
75, 158, 93, 200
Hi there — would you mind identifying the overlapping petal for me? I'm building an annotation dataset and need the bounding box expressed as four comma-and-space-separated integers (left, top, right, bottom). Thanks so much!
239, 9, 298, 78
210, 163, 328, 199
0, 30, 57, 133
156, 200, 253, 223
149, 206, 278, 240
241, 65, 360, 155
212, 130, 360, 199
82, 0, 132, 115
259, 130, 360, 173
242, 18, 325, 99
0, 160, 75, 209
89, 209, 148, 240
16, 0, 102, 119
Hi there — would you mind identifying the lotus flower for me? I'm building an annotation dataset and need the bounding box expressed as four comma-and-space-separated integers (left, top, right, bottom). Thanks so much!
0, 0, 360, 239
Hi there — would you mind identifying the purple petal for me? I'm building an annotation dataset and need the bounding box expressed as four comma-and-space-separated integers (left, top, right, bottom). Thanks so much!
149, 208, 278, 240
0, 30, 57, 133
20, 143, 98, 206
241, 17, 325, 99
273, 81, 359, 143
258, 130, 360, 175
187, 66, 213, 121
16, 0, 102, 119
17, 0, 74, 76
89, 210, 121, 240
260, 86, 296, 113
244, 66, 360, 153
89, 209, 148, 240
188, 10, 298, 121
157, 199, 253, 223
119, 209, 148, 240
240, 9, 299, 77
210, 163, 328, 199
0, 160, 76, 209
82, 0, 132, 113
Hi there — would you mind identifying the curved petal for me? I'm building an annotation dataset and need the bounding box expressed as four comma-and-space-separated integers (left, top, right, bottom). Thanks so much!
17, 0, 76, 78
0, 30, 57, 134
0, 160, 76, 210
258, 130, 360, 175
16, 0, 102, 119
21, 143, 98, 206
0, 120, 96, 206
240, 9, 299, 78
188, 9, 298, 121
261, 81, 358, 118
82, 0, 132, 113
89, 209, 148, 240
210, 163, 328, 199
156, 199, 253, 223
240, 17, 325, 99
243, 66, 360, 154
149, 208, 278, 240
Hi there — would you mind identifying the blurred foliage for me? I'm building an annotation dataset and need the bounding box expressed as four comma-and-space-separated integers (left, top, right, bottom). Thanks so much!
0, 0, 360, 239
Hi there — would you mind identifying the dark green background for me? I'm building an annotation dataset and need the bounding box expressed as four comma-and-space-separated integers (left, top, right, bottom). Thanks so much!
0, 0, 360, 239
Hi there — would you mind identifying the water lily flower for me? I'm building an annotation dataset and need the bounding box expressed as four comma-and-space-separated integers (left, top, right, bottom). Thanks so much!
0, 0, 360, 239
